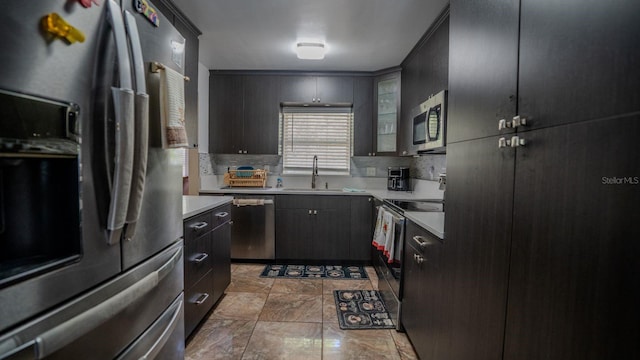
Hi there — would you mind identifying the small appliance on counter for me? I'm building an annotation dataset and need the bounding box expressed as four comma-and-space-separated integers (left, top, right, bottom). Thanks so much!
388, 167, 410, 191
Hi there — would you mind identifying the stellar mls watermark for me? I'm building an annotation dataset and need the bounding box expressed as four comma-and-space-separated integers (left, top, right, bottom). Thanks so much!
601, 176, 639, 185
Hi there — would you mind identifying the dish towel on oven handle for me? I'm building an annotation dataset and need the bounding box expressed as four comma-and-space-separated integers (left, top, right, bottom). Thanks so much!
159, 64, 189, 148
372, 208, 397, 264
372, 206, 385, 249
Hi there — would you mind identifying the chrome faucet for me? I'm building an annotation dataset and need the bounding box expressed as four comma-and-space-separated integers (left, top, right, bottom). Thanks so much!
311, 155, 318, 189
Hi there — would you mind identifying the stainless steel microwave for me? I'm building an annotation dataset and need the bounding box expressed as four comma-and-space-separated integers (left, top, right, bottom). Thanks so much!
412, 90, 447, 152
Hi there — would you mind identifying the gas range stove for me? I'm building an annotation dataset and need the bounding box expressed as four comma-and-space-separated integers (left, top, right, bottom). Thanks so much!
383, 198, 444, 214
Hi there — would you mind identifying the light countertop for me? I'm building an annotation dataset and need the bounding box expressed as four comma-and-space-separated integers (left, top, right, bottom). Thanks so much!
405, 212, 445, 240
183, 195, 233, 219
199, 187, 444, 239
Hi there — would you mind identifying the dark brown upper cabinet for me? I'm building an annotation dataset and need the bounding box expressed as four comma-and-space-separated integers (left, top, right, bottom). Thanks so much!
373, 71, 400, 156
209, 74, 280, 155
352, 76, 374, 156
279, 75, 354, 104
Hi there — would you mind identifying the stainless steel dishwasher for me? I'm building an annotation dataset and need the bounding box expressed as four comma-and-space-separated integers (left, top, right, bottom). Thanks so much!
230, 195, 275, 260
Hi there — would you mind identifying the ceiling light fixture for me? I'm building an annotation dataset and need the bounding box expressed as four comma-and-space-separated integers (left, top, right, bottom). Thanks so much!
296, 42, 325, 60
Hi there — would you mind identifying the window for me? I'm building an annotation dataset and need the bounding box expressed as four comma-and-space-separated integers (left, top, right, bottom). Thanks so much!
280, 107, 353, 175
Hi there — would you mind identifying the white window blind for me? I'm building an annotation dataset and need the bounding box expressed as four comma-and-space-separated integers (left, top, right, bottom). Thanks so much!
280, 107, 353, 175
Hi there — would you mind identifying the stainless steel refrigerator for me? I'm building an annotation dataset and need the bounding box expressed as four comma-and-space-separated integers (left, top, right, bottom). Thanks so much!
0, 0, 185, 358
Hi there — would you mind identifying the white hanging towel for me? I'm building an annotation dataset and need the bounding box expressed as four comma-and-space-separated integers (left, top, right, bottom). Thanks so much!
372, 207, 386, 249
159, 65, 189, 148
381, 212, 396, 263
372, 207, 397, 264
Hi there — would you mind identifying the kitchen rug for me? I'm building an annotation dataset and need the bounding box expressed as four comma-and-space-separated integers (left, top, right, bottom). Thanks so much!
260, 264, 368, 279
333, 290, 395, 330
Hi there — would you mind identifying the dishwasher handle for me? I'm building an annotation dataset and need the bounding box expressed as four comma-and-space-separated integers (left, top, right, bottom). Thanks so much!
232, 198, 274, 206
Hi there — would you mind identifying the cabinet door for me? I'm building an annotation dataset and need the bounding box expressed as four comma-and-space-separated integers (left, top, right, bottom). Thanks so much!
313, 207, 351, 260
443, 136, 515, 360
349, 196, 373, 261
447, 0, 519, 143
279, 75, 317, 103
173, 17, 199, 148
374, 72, 400, 154
504, 116, 640, 360
402, 221, 445, 360
211, 222, 231, 305
243, 75, 280, 154
352, 76, 373, 156
209, 74, 243, 153
316, 76, 353, 103
518, 0, 640, 130
275, 208, 313, 260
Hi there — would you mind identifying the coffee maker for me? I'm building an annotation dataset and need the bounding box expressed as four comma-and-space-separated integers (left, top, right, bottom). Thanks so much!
387, 167, 410, 191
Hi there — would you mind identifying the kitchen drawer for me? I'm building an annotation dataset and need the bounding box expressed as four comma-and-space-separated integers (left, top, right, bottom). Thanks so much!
184, 269, 214, 338
184, 232, 212, 290
406, 222, 442, 261
211, 204, 231, 228
184, 211, 212, 241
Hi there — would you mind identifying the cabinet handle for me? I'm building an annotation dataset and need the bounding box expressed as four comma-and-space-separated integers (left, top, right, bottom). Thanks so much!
238, 150, 242, 154
512, 115, 527, 128
373, 153, 376, 156
498, 137, 507, 148
191, 221, 208, 230
229, 220, 234, 226
192, 253, 209, 263
313, 210, 318, 215
412, 235, 434, 248
215, 211, 229, 219
317, 98, 320, 102
194, 293, 210, 305
308, 210, 312, 215
510, 136, 526, 147
414, 253, 425, 264
498, 119, 508, 130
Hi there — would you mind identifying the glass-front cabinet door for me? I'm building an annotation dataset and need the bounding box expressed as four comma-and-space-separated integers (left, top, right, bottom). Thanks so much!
374, 72, 400, 154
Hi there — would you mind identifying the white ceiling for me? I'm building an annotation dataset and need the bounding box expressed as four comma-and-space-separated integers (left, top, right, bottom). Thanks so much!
171, 0, 449, 72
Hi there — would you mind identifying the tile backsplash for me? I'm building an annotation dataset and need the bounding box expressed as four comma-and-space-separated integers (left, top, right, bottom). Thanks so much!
199, 153, 446, 181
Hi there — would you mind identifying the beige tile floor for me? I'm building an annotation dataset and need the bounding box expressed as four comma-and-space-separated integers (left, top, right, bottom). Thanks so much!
186, 263, 418, 360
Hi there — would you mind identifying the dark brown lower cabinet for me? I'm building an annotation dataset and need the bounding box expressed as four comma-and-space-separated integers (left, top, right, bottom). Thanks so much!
183, 204, 231, 339
402, 220, 446, 360
275, 195, 361, 261
349, 196, 374, 261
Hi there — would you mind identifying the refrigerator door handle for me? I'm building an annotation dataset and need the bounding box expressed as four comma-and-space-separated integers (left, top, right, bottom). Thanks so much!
106, 0, 132, 90
105, 0, 136, 245
30, 246, 182, 358
115, 294, 184, 360
122, 10, 150, 242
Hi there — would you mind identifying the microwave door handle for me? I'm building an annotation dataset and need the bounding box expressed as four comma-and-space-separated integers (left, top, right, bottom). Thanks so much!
105, 0, 135, 245
122, 11, 150, 242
